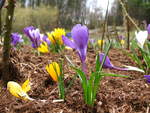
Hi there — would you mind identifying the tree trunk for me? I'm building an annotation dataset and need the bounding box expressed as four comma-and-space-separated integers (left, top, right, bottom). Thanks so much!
0, 10, 2, 36
2, 0, 15, 85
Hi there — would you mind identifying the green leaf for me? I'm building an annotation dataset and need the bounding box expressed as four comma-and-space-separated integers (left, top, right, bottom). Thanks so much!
101, 72, 129, 78
57, 62, 65, 99
73, 67, 88, 103
95, 54, 100, 72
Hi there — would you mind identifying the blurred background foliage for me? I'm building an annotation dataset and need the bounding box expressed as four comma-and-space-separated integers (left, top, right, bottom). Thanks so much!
1, 0, 150, 33
111, 0, 150, 26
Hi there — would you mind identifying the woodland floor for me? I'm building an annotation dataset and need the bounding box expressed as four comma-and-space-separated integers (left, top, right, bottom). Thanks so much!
0, 46, 150, 113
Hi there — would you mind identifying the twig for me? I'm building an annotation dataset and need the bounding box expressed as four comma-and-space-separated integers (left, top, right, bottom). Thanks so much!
118, 0, 140, 31
101, 0, 109, 51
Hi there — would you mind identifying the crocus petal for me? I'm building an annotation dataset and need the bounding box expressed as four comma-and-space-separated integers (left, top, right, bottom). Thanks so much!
37, 42, 49, 53
62, 35, 76, 49
66, 32, 72, 37
71, 24, 89, 49
46, 62, 60, 82
144, 75, 150, 83
77, 47, 87, 63
99, 53, 145, 72
23, 26, 35, 39
42, 35, 51, 45
135, 31, 148, 48
118, 35, 125, 40
89, 39, 95, 44
147, 24, 150, 34
123, 65, 144, 72
98, 40, 104, 46
99, 53, 114, 69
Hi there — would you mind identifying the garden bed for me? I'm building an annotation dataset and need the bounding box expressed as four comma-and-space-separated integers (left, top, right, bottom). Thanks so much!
0, 46, 150, 113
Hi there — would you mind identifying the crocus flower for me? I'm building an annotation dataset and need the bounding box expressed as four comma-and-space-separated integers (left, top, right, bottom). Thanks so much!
147, 24, 150, 41
62, 24, 89, 72
144, 75, 150, 83
7, 79, 34, 101
37, 42, 49, 53
11, 33, 23, 47
23, 26, 35, 39
66, 32, 72, 37
147, 24, 150, 34
98, 40, 104, 46
99, 53, 144, 72
24, 26, 42, 48
118, 35, 125, 40
118, 35, 125, 45
42, 35, 51, 45
135, 31, 148, 48
46, 62, 60, 82
89, 39, 95, 44
47, 28, 65, 45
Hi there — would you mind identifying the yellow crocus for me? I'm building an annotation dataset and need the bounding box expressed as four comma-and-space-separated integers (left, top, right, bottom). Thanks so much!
47, 32, 55, 44
65, 46, 73, 50
37, 42, 49, 53
46, 62, 60, 82
47, 28, 65, 45
98, 40, 105, 46
7, 79, 34, 101
120, 40, 125, 45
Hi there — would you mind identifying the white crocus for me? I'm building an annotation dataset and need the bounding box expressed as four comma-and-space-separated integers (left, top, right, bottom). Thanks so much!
123, 65, 145, 73
135, 31, 148, 48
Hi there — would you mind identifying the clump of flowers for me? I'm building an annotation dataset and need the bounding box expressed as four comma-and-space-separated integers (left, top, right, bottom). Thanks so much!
66, 41, 128, 106
11, 33, 23, 47
24, 26, 50, 48
127, 27, 150, 74
47, 28, 65, 52
47, 28, 65, 45
37, 42, 49, 53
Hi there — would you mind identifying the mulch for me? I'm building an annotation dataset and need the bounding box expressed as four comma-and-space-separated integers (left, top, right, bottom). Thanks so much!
0, 46, 150, 113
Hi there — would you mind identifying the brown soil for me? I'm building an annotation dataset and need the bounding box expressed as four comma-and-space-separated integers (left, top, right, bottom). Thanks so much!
0, 46, 150, 113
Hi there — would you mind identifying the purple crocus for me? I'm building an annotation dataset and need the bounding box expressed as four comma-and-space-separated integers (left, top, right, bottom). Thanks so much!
147, 24, 150, 41
99, 53, 145, 72
42, 35, 51, 45
99, 53, 137, 71
147, 24, 150, 34
24, 26, 42, 48
11, 33, 23, 47
118, 35, 125, 40
144, 75, 150, 83
62, 24, 89, 72
23, 26, 35, 39
89, 39, 95, 44
66, 32, 72, 37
